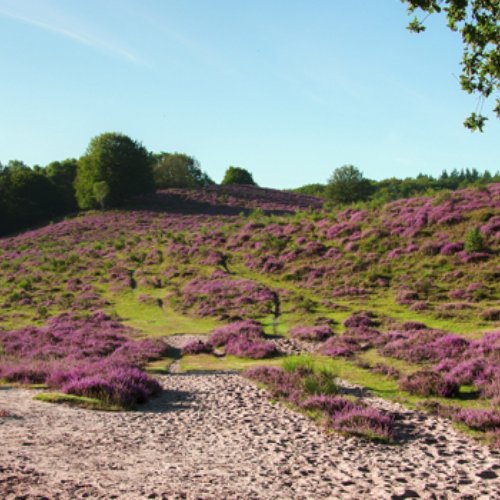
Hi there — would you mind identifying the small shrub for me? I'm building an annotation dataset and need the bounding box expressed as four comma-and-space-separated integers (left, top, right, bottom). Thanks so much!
182, 340, 213, 355
464, 227, 485, 253
208, 320, 264, 347
225, 335, 279, 359
330, 406, 394, 440
481, 308, 500, 321
301, 395, 354, 415
399, 370, 459, 398
454, 409, 500, 431
289, 325, 333, 341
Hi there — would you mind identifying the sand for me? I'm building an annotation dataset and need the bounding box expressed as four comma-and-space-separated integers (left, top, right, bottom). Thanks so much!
1, 371, 499, 499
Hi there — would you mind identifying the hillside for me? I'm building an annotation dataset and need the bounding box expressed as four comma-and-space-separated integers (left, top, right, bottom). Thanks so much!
1, 183, 499, 497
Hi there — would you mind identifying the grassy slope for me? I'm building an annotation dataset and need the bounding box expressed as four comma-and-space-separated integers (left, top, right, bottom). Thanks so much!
0, 185, 498, 421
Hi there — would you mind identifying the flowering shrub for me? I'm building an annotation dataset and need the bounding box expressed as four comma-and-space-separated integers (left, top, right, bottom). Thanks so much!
381, 328, 458, 363
182, 340, 213, 355
225, 335, 279, 359
245, 364, 394, 440
181, 278, 276, 317
330, 406, 394, 440
207, 320, 264, 347
301, 394, 354, 414
289, 325, 333, 341
370, 363, 400, 379
454, 409, 500, 432
343, 311, 379, 329
440, 242, 464, 255
399, 370, 459, 398
59, 366, 161, 407
0, 312, 167, 408
244, 366, 302, 402
320, 336, 358, 357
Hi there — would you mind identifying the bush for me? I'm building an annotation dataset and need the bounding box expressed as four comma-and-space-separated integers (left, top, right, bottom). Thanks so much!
225, 335, 278, 359
207, 320, 264, 347
399, 370, 459, 398
289, 325, 333, 341
330, 406, 394, 440
464, 226, 486, 253
182, 340, 213, 355
221, 166, 256, 186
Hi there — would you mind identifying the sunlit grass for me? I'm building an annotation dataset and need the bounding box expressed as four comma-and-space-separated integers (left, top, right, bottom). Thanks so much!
106, 290, 222, 337
179, 353, 284, 372
145, 356, 175, 374
33, 392, 122, 411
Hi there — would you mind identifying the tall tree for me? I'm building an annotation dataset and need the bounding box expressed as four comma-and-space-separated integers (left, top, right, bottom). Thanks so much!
75, 132, 154, 209
326, 165, 373, 204
403, 0, 499, 131
152, 152, 213, 188
221, 166, 257, 186
45, 158, 78, 212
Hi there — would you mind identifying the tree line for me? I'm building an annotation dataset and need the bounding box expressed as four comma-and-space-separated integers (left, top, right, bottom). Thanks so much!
1, 132, 498, 237
0, 132, 256, 236
294, 165, 500, 205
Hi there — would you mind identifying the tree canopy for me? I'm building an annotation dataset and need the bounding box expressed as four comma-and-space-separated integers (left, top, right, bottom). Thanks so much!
403, 0, 499, 131
0, 160, 71, 235
221, 166, 257, 186
75, 132, 154, 209
326, 165, 374, 204
293, 167, 498, 203
152, 152, 213, 189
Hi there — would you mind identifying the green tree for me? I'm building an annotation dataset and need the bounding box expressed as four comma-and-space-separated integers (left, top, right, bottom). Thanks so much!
93, 181, 110, 209
403, 0, 499, 131
152, 152, 213, 188
0, 162, 60, 235
464, 226, 485, 253
221, 166, 257, 185
45, 158, 78, 212
326, 165, 373, 204
75, 132, 154, 209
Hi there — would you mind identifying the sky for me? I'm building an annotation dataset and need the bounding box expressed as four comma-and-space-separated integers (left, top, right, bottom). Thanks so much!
0, 0, 498, 189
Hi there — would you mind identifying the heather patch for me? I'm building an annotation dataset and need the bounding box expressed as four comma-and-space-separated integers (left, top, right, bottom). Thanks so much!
245, 356, 394, 441
180, 277, 277, 318
0, 312, 167, 408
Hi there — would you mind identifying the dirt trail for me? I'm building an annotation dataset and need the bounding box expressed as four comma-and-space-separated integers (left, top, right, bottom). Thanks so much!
1, 373, 499, 499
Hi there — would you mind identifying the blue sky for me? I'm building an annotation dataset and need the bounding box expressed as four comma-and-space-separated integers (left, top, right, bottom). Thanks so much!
0, 0, 498, 188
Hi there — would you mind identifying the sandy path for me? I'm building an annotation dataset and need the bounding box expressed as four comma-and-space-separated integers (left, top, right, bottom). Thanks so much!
0, 375, 499, 499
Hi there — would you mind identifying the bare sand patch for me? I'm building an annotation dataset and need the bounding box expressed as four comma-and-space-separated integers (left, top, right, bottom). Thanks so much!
0, 374, 498, 499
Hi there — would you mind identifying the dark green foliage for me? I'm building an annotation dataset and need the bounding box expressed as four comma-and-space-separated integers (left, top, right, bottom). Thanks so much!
152, 152, 213, 188
221, 166, 257, 186
326, 165, 373, 204
293, 168, 499, 204
75, 132, 154, 209
402, 0, 499, 131
291, 183, 327, 197
44, 159, 78, 212
0, 161, 64, 235
464, 226, 485, 253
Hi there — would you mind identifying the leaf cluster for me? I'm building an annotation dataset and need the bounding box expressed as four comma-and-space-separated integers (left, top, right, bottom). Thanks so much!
403, 0, 499, 131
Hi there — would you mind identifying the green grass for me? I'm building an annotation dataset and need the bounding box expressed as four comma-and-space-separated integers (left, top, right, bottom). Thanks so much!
307, 355, 491, 410
233, 262, 493, 338
179, 353, 284, 372
33, 392, 122, 411
106, 290, 222, 337
357, 349, 423, 375
145, 356, 175, 374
